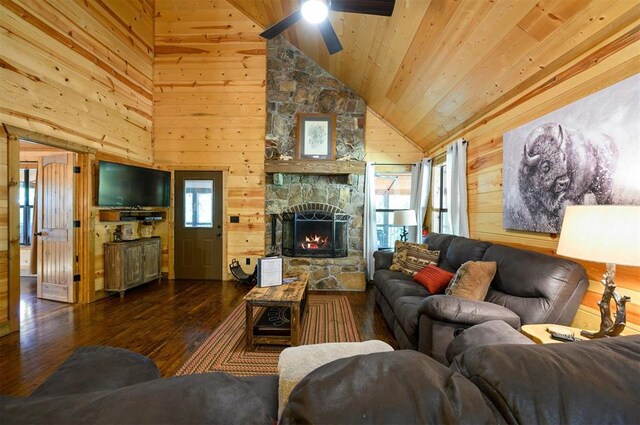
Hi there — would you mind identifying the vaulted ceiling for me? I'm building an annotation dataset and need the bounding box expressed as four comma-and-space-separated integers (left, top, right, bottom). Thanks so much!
228, 0, 638, 152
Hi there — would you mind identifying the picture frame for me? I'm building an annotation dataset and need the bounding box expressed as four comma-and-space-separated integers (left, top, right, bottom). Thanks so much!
297, 113, 336, 160
257, 256, 283, 287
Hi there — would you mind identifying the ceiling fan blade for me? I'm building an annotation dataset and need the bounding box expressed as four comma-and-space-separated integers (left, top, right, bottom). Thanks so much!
318, 20, 343, 55
260, 10, 302, 39
330, 0, 396, 16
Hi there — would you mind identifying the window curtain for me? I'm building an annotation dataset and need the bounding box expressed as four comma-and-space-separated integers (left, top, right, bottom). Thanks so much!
363, 162, 377, 280
410, 158, 432, 243
446, 139, 469, 237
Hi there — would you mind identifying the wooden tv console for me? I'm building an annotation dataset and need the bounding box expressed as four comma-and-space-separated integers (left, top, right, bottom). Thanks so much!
104, 237, 162, 297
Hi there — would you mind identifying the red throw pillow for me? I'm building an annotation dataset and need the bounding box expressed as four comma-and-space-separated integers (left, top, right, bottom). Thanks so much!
413, 265, 454, 294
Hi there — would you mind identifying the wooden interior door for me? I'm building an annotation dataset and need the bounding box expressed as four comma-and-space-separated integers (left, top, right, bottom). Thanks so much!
37, 153, 75, 302
174, 171, 223, 280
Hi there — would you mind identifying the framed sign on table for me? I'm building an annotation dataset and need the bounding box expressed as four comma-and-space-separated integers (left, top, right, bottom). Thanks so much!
257, 256, 283, 287
297, 113, 336, 160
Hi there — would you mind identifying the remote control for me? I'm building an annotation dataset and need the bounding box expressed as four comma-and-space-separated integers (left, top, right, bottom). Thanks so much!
547, 329, 584, 342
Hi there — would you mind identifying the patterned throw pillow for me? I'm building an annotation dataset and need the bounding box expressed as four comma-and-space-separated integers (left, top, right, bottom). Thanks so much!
445, 261, 497, 301
389, 240, 419, 271
413, 265, 454, 293
389, 240, 440, 276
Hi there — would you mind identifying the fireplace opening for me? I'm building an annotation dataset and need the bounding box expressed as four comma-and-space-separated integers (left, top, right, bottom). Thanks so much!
282, 210, 349, 258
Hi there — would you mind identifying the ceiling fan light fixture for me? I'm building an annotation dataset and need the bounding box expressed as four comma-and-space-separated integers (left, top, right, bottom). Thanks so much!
301, 0, 329, 24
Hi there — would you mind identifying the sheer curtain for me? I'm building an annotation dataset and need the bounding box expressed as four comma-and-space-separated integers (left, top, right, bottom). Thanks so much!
363, 162, 377, 280
446, 139, 469, 237
410, 158, 432, 243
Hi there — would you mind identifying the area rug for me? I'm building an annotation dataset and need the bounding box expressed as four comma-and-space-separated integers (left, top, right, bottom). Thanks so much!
176, 294, 360, 376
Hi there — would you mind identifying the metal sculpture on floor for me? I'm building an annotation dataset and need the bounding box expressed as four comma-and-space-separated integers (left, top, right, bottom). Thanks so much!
229, 258, 257, 286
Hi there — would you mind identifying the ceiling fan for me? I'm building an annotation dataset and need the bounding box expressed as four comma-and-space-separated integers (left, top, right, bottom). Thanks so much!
259, 0, 396, 55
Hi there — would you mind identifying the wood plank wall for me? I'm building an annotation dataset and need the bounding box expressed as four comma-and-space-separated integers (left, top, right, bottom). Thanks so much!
0, 0, 155, 163
365, 108, 423, 165
153, 0, 267, 278
427, 22, 640, 333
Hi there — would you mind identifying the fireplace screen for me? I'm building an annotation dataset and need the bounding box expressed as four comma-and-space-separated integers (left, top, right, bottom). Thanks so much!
282, 210, 349, 258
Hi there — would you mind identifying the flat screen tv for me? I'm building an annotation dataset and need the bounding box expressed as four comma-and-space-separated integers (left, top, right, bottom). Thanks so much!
97, 161, 170, 207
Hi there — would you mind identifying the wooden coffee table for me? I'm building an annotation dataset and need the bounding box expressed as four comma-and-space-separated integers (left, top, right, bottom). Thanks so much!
244, 273, 308, 348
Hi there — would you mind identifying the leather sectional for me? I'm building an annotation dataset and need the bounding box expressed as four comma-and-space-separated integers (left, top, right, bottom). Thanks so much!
373, 232, 589, 363
3, 336, 639, 424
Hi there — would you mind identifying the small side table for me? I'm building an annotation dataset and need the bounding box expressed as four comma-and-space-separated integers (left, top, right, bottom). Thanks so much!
521, 324, 586, 344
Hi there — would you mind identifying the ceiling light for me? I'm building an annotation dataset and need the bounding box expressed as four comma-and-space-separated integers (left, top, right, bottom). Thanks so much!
301, 0, 329, 24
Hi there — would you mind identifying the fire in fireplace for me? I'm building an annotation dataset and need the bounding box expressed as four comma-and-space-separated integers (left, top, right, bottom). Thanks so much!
281, 210, 349, 258
301, 234, 329, 250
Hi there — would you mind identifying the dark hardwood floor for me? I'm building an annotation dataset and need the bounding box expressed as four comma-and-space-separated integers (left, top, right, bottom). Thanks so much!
0, 277, 396, 396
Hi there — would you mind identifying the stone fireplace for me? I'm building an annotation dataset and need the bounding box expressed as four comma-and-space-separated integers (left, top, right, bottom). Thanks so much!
264, 37, 366, 291
265, 176, 365, 291
281, 203, 349, 258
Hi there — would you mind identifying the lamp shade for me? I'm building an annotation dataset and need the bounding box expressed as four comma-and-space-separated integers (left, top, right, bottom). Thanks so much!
557, 205, 640, 267
393, 210, 417, 227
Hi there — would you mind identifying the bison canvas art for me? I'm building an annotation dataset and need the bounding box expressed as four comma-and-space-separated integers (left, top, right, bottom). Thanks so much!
503, 74, 640, 233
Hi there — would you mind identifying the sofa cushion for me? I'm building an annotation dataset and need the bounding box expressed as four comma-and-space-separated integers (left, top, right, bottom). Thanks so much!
3, 373, 274, 425
389, 240, 439, 276
481, 244, 588, 324
277, 341, 393, 418
445, 237, 492, 270
392, 296, 424, 346
446, 261, 496, 301
237, 375, 279, 421
280, 350, 498, 424
451, 335, 640, 425
424, 233, 457, 271
373, 269, 411, 288
413, 265, 454, 293
445, 320, 534, 363
418, 295, 521, 329
375, 278, 430, 309
31, 346, 160, 397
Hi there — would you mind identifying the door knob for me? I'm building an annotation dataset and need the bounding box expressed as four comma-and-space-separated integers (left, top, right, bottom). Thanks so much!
216, 232, 222, 237
35, 232, 43, 236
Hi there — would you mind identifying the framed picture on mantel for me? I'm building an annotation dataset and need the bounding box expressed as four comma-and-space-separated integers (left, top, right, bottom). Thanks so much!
297, 113, 336, 160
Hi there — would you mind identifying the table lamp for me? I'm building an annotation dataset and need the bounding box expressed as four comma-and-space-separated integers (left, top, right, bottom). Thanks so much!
393, 210, 417, 242
556, 205, 640, 338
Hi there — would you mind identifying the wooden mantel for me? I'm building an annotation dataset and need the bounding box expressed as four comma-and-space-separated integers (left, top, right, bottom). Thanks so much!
264, 160, 365, 175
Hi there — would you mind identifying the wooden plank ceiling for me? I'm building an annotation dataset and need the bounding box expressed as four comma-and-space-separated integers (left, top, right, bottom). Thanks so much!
228, 0, 639, 152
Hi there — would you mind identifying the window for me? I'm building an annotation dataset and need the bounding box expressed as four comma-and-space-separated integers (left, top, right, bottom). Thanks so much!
431, 161, 450, 234
375, 170, 412, 250
184, 180, 213, 228
19, 168, 36, 245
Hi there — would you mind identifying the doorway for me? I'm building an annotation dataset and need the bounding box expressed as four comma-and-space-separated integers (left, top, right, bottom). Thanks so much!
174, 171, 223, 280
19, 142, 76, 303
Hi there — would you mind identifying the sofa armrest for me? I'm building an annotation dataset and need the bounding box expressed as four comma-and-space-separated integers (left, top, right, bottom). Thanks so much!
31, 346, 160, 397
418, 295, 521, 329
373, 250, 394, 270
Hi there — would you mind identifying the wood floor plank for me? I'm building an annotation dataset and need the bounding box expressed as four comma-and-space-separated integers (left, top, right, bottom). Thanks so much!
0, 277, 396, 396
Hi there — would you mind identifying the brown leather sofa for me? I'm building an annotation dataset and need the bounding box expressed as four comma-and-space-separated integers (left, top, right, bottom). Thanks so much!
373, 232, 589, 363
5, 336, 637, 424
281, 334, 640, 424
